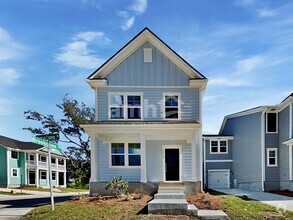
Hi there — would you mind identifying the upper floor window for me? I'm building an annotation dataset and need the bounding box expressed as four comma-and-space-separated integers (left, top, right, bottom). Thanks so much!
164, 93, 181, 119
11, 151, 18, 159
267, 148, 278, 167
109, 94, 142, 120
266, 112, 278, 133
58, 159, 64, 165
51, 158, 56, 164
210, 140, 228, 154
110, 143, 141, 167
40, 155, 47, 162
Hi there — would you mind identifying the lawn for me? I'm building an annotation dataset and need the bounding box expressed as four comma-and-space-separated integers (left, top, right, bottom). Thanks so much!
24, 190, 293, 220
0, 191, 30, 196
22, 187, 88, 193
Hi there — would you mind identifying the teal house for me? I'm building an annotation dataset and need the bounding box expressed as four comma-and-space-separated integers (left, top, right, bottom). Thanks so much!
0, 135, 67, 188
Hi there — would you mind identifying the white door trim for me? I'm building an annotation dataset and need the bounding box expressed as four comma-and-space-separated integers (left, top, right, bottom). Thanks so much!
208, 169, 230, 189
162, 145, 182, 182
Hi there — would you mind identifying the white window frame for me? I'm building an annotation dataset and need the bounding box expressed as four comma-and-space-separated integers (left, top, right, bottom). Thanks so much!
11, 151, 18, 160
163, 92, 181, 120
267, 148, 278, 167
266, 111, 278, 133
40, 170, 47, 180
52, 171, 56, 181
210, 140, 228, 154
108, 92, 143, 120
109, 142, 141, 168
11, 168, 19, 177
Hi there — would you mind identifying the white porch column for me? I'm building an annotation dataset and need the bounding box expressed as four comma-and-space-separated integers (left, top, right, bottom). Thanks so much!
90, 136, 98, 182
36, 153, 39, 187
56, 171, 59, 187
140, 133, 147, 183
191, 133, 197, 181
64, 171, 67, 187
7, 149, 10, 188
24, 152, 27, 185
289, 144, 293, 181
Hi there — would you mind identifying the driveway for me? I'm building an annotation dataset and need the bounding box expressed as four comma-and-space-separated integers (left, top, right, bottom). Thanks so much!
214, 188, 293, 212
0, 189, 88, 220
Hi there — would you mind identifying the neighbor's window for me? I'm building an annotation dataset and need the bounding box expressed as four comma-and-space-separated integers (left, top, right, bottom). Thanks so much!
40, 155, 47, 162
109, 94, 142, 119
11, 151, 18, 159
11, 168, 18, 177
29, 154, 35, 161
128, 143, 141, 166
58, 159, 64, 165
267, 148, 278, 167
210, 140, 228, 154
164, 95, 179, 119
51, 158, 56, 164
111, 143, 141, 167
40, 170, 47, 180
266, 112, 278, 133
52, 172, 56, 181
111, 143, 125, 166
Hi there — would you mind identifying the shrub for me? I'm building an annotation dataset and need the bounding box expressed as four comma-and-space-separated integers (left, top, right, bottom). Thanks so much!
105, 175, 128, 197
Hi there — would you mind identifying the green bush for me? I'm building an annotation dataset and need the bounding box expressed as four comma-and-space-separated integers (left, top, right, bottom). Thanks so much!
105, 175, 128, 197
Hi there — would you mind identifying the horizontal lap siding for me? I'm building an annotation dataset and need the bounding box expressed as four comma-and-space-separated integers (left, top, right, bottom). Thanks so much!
107, 41, 190, 86
221, 112, 262, 184
279, 106, 290, 181
97, 140, 141, 182
205, 140, 233, 160
97, 87, 199, 121
265, 133, 279, 181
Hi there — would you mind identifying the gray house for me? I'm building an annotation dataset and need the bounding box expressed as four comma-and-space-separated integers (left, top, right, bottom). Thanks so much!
204, 93, 293, 192
81, 28, 207, 195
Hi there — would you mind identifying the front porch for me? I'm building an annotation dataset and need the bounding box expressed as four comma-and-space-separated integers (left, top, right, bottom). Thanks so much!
81, 121, 203, 195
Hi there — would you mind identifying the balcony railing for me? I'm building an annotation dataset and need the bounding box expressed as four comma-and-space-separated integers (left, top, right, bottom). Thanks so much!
38, 161, 47, 167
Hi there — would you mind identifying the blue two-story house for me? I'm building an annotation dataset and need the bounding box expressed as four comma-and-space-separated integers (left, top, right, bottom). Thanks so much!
204, 93, 293, 192
81, 28, 208, 195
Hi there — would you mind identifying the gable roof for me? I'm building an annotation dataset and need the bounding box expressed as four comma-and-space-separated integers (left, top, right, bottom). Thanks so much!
87, 27, 206, 80
0, 135, 42, 150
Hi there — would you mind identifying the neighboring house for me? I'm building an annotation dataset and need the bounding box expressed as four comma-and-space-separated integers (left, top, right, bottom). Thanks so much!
0, 135, 67, 188
204, 93, 293, 192
81, 27, 208, 195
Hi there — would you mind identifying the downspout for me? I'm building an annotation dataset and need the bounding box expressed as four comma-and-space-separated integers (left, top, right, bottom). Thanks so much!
261, 107, 267, 191
199, 89, 204, 191
203, 137, 206, 190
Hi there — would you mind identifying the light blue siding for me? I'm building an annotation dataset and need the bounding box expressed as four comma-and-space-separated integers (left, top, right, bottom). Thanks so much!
97, 87, 199, 121
221, 112, 262, 190
205, 140, 233, 160
205, 162, 233, 188
97, 140, 141, 182
9, 152, 25, 186
107, 41, 190, 86
279, 106, 290, 182
0, 146, 7, 186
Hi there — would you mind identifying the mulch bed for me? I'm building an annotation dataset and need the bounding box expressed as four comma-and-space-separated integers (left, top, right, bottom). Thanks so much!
186, 192, 223, 210
270, 190, 293, 197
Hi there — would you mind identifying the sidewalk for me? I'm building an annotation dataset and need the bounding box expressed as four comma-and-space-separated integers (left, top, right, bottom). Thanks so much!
215, 188, 293, 212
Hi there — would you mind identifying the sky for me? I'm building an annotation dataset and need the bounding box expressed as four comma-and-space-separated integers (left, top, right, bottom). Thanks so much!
0, 0, 293, 142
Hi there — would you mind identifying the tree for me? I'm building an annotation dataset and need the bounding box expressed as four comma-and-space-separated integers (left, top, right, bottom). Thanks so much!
23, 95, 95, 187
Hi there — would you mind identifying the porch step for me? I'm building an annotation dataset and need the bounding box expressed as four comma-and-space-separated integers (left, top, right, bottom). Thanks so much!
158, 183, 184, 190
154, 192, 185, 199
187, 204, 199, 216
148, 199, 188, 215
197, 210, 228, 220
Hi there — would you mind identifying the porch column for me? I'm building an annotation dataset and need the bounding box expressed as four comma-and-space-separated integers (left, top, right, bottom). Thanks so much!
191, 133, 197, 181
7, 149, 10, 188
289, 144, 293, 181
56, 171, 59, 187
36, 153, 39, 187
140, 133, 147, 183
90, 137, 98, 182
64, 171, 67, 187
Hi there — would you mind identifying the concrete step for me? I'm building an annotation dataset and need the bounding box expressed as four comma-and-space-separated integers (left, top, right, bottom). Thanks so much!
154, 192, 185, 200
148, 199, 188, 215
158, 189, 184, 193
187, 204, 198, 216
197, 210, 228, 220
158, 183, 184, 190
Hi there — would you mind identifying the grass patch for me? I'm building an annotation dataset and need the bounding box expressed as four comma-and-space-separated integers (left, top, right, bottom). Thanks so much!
0, 191, 30, 196
59, 188, 88, 193
22, 187, 87, 193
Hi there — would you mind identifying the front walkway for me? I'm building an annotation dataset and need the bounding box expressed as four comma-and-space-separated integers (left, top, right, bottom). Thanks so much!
215, 188, 293, 212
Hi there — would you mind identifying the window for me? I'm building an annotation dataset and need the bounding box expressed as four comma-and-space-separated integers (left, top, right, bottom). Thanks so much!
128, 143, 141, 166
40, 170, 47, 180
110, 143, 141, 167
51, 158, 56, 164
52, 171, 56, 180
267, 148, 278, 167
58, 159, 64, 165
11, 151, 18, 159
266, 112, 278, 133
40, 155, 47, 162
210, 140, 228, 154
109, 94, 142, 120
11, 168, 18, 177
164, 94, 180, 119
29, 154, 35, 161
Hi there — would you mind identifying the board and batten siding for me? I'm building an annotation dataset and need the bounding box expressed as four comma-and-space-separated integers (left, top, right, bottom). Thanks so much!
279, 106, 290, 182
107, 41, 190, 86
97, 87, 199, 121
221, 112, 262, 190
205, 140, 233, 160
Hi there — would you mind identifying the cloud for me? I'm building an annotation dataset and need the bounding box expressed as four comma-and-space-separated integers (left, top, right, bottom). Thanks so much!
258, 9, 277, 17
117, 0, 148, 31
55, 31, 110, 69
129, 0, 147, 15
209, 77, 252, 87
236, 55, 264, 72
0, 68, 21, 86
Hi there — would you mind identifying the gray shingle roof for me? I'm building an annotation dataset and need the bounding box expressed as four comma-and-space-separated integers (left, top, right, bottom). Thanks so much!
0, 135, 42, 150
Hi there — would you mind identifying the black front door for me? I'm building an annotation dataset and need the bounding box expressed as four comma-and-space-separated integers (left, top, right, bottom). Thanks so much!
29, 170, 36, 185
59, 172, 64, 186
165, 149, 180, 181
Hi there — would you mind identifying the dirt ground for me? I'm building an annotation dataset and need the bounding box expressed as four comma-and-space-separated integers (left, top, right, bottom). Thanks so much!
270, 190, 293, 197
